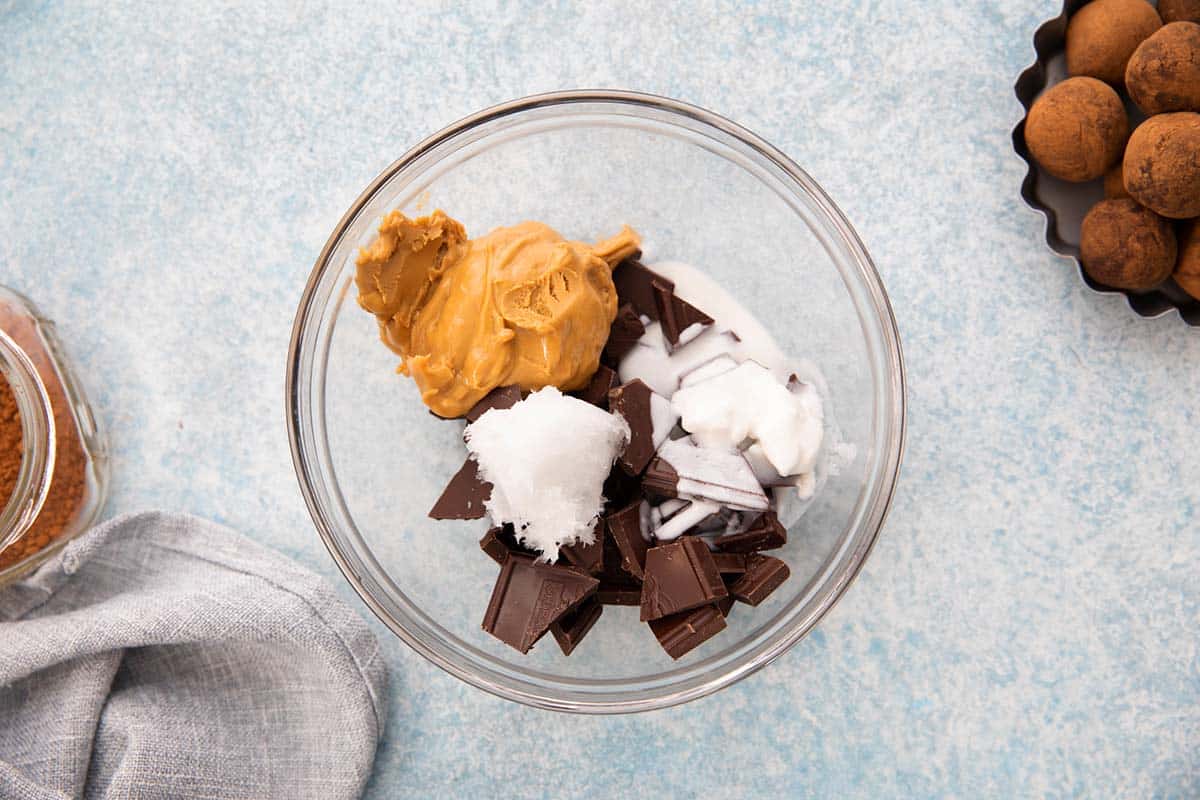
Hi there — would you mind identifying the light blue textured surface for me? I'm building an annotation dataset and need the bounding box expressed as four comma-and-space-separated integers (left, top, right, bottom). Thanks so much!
2, 1, 1198, 797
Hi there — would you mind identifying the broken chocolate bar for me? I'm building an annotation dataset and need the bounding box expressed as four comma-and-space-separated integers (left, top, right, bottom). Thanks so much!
602, 464, 642, 509
715, 595, 736, 618
609, 379, 674, 476
550, 597, 604, 656
652, 279, 713, 348
596, 584, 643, 605
482, 556, 599, 653
729, 554, 790, 606
479, 524, 533, 564
642, 438, 768, 512
559, 520, 605, 575
612, 258, 666, 320
570, 364, 619, 409
429, 458, 492, 520
714, 511, 787, 553
465, 384, 522, 423
640, 537, 727, 622
648, 603, 727, 659
712, 551, 749, 575
602, 304, 645, 365
606, 500, 649, 580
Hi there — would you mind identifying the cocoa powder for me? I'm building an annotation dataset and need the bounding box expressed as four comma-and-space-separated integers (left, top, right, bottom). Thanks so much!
0, 305, 89, 569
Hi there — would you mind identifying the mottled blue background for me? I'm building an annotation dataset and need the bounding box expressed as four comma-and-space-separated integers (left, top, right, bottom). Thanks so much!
2, 1, 1198, 797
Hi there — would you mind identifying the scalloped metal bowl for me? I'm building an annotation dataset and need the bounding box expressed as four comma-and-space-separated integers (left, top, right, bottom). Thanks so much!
1012, 0, 1200, 326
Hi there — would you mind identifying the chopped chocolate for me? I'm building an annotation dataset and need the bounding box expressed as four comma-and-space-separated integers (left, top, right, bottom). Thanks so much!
642, 439, 768, 512
712, 551, 749, 575
429, 458, 492, 520
571, 364, 619, 409
482, 556, 599, 653
608, 379, 656, 475
465, 384, 522, 423
479, 524, 533, 564
729, 554, 790, 606
612, 258, 667, 320
596, 584, 643, 605
559, 520, 605, 575
640, 537, 728, 622
606, 500, 649, 580
602, 465, 641, 509
714, 511, 787, 553
715, 595, 736, 618
550, 597, 604, 656
652, 279, 713, 348
602, 304, 645, 365
648, 603, 727, 659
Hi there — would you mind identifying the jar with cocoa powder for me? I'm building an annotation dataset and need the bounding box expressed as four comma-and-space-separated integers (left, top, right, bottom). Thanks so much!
0, 286, 107, 585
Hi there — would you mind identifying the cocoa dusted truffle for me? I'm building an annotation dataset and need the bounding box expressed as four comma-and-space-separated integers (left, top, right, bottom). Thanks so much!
1125, 22, 1200, 114
1104, 164, 1131, 198
1080, 199, 1178, 289
1025, 77, 1129, 181
1159, 0, 1200, 24
1123, 113, 1200, 218
1174, 218, 1200, 300
1067, 0, 1162, 86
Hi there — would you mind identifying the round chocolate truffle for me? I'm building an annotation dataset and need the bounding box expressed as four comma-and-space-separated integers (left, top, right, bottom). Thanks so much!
1080, 199, 1177, 289
1067, 0, 1162, 85
1104, 163, 1131, 198
1123, 112, 1200, 218
1126, 22, 1200, 114
1159, 0, 1200, 24
1174, 218, 1200, 300
1025, 77, 1129, 181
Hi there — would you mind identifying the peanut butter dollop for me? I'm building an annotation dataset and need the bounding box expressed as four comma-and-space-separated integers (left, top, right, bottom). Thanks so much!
355, 209, 640, 417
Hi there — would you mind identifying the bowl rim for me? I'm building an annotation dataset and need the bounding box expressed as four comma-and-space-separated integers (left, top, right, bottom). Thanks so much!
286, 88, 907, 713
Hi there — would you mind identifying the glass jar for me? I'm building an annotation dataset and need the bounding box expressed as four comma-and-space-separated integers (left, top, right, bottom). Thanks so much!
0, 286, 108, 586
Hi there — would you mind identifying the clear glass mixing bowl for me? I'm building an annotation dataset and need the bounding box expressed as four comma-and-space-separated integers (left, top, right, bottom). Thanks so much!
287, 90, 906, 713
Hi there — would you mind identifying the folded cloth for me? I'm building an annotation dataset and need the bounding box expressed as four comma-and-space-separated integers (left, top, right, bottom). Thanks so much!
0, 512, 387, 800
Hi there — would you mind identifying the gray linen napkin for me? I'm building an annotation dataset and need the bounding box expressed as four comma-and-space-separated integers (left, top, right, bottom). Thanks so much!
0, 511, 387, 800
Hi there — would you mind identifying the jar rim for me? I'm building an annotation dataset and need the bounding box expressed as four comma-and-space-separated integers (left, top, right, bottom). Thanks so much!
0, 327, 56, 552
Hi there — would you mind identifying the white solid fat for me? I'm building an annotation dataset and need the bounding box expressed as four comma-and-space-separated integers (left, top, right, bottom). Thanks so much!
678, 355, 739, 388
653, 499, 721, 541
648, 391, 678, 450
671, 361, 824, 478
617, 322, 741, 400
464, 386, 629, 560
657, 438, 769, 512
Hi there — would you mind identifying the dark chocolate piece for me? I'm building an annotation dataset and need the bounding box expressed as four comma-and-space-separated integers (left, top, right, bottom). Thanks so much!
712, 551, 749, 575
602, 304, 646, 365
602, 465, 641, 509
482, 556, 599, 653
596, 526, 643, 604
612, 258, 667, 320
571, 365, 619, 409
606, 500, 649, 580
550, 598, 604, 656
714, 511, 787, 553
429, 458, 492, 520
479, 524, 535, 564
729, 554, 790, 606
642, 440, 769, 511
559, 520, 605, 575
641, 456, 680, 500
609, 379, 656, 475
715, 595, 735, 617
639, 537, 728, 622
596, 585, 643, 605
652, 279, 713, 348
648, 603, 727, 659
465, 384, 522, 423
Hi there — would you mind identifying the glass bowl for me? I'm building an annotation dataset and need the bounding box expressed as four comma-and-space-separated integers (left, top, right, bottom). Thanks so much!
287, 90, 906, 713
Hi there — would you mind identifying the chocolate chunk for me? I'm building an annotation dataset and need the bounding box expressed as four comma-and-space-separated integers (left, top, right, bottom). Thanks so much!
602, 465, 641, 509
479, 524, 533, 564
606, 500, 649, 580
648, 603, 727, 659
712, 552, 749, 575
482, 556, 599, 653
642, 439, 768, 512
602, 304, 646, 365
596, 525, 643, 604
571, 365, 618, 409
612, 258, 667, 320
609, 379, 656, 475
559, 520, 605, 575
429, 458, 492, 520
550, 598, 604, 656
652, 280, 714, 348
729, 554, 790, 606
465, 384, 522, 423
596, 584, 643, 605
639, 537, 727, 622
715, 595, 736, 617
641, 456, 680, 501
714, 511, 787, 553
